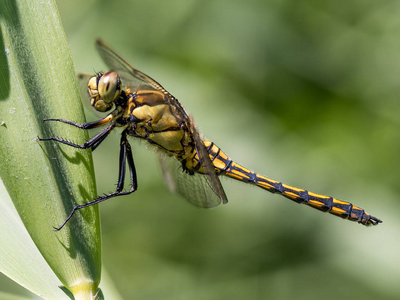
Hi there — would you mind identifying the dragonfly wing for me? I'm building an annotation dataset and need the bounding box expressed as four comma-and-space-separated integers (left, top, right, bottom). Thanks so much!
159, 118, 228, 208
189, 119, 228, 205
95, 39, 165, 93
159, 155, 223, 208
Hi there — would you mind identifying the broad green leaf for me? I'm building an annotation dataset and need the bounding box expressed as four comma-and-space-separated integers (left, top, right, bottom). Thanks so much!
0, 179, 66, 299
0, 0, 102, 298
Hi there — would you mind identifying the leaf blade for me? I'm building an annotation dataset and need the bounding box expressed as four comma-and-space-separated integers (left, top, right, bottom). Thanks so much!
0, 0, 102, 298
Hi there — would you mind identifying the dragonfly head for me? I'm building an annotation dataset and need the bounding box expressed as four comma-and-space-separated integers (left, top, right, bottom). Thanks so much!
88, 71, 122, 112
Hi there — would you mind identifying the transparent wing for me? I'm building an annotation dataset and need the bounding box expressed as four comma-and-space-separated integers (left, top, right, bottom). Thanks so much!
159, 155, 224, 208
160, 119, 228, 208
189, 119, 228, 205
95, 39, 166, 93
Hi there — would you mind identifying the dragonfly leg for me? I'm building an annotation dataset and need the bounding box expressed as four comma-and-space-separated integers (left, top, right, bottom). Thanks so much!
38, 122, 116, 151
43, 112, 115, 129
122, 130, 138, 192
115, 130, 138, 192
53, 129, 137, 231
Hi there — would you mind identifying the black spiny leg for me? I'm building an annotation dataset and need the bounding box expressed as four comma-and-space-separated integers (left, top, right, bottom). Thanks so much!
53, 129, 137, 231
43, 113, 115, 130
38, 122, 116, 151
40, 114, 116, 150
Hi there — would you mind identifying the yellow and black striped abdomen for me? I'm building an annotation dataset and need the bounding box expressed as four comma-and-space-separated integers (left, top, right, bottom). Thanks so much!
204, 141, 381, 226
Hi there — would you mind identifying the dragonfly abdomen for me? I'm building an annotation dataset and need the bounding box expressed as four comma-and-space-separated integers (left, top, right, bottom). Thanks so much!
204, 141, 381, 226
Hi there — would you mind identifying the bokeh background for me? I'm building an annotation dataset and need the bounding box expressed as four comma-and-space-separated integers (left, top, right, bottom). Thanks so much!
2, 0, 400, 299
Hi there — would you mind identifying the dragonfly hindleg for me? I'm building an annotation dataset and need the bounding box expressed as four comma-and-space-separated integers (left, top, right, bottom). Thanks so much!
52, 129, 137, 231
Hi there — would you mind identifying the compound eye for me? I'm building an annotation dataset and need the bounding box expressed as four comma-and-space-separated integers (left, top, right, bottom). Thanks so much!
98, 71, 121, 103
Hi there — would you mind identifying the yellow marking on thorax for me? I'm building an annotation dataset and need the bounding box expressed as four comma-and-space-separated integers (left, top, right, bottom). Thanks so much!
149, 130, 185, 152
124, 90, 190, 154
131, 104, 180, 131
127, 90, 181, 131
135, 90, 165, 105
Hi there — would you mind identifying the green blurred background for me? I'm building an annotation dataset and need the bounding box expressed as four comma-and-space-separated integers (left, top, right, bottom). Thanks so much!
3, 0, 400, 299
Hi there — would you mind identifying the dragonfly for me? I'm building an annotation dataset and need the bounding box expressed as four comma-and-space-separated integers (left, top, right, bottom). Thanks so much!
39, 40, 382, 231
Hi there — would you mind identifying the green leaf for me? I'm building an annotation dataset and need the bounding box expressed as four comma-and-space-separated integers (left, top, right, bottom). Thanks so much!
0, 179, 67, 299
0, 0, 102, 298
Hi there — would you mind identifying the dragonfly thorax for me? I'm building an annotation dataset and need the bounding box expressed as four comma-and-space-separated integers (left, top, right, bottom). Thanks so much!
88, 71, 121, 112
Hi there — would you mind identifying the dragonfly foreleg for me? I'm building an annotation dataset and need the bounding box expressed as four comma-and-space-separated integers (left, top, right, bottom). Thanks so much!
53, 129, 137, 231
43, 113, 115, 129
